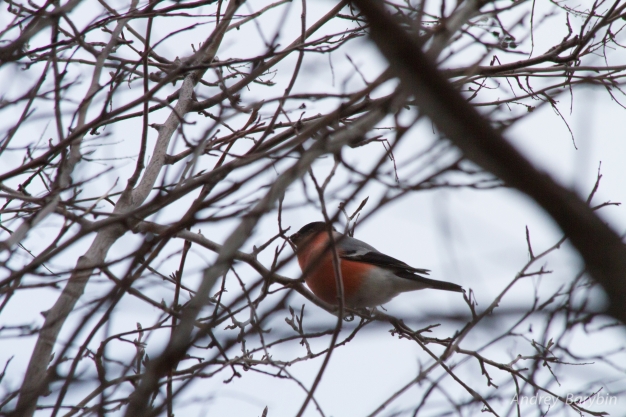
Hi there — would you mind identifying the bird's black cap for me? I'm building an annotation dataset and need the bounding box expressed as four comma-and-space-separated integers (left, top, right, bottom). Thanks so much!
289, 222, 335, 246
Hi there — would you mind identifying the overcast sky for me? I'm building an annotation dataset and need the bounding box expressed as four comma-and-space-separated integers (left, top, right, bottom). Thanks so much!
1, 0, 626, 416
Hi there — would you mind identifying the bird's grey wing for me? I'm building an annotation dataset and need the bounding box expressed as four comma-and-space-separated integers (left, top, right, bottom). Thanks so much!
337, 235, 430, 275
338, 234, 463, 293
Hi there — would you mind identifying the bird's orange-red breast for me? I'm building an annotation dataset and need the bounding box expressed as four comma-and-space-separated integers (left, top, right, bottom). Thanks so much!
290, 222, 463, 308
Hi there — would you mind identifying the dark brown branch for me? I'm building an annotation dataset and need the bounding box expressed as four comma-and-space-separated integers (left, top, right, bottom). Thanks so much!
351, 0, 626, 324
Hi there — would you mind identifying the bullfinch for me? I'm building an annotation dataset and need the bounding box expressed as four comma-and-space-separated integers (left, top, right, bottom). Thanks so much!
290, 222, 463, 308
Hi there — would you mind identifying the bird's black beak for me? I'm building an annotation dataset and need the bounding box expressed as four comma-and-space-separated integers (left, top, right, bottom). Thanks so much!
289, 232, 300, 246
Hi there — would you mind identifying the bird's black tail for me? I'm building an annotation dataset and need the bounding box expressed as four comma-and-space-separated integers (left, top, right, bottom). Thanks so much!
394, 268, 465, 292
423, 277, 464, 293
397, 271, 464, 293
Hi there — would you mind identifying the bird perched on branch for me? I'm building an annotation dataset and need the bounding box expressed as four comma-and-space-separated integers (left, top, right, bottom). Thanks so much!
290, 222, 463, 308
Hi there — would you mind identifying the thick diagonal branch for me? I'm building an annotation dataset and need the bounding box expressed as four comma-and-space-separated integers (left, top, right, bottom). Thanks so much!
15, 2, 241, 415
352, 0, 626, 323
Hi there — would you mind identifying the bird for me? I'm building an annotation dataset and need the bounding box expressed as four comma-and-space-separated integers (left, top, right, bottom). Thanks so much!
290, 222, 463, 308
